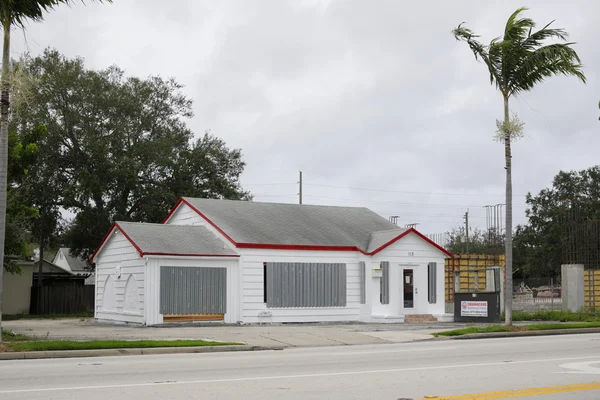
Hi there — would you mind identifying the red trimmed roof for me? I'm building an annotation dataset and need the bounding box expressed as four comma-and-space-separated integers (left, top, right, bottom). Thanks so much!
90, 221, 240, 262
163, 198, 453, 258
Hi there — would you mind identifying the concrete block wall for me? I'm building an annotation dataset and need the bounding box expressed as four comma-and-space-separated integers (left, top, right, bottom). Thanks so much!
584, 269, 600, 309
444, 254, 505, 315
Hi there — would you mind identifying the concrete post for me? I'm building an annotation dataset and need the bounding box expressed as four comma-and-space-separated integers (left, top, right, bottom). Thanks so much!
485, 266, 505, 313
561, 264, 585, 312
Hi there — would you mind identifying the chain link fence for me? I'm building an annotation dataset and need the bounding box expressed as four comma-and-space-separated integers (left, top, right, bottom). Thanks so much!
512, 277, 562, 312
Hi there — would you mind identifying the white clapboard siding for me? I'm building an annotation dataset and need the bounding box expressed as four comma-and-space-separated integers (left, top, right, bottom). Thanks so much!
165, 203, 236, 252
165, 203, 204, 226
239, 249, 362, 323
95, 230, 146, 324
371, 232, 448, 318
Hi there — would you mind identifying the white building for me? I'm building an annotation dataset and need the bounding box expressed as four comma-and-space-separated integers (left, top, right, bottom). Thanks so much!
53, 247, 95, 285
90, 197, 453, 325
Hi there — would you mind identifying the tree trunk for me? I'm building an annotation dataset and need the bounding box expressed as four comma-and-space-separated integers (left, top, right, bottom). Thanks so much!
504, 95, 513, 326
0, 18, 11, 342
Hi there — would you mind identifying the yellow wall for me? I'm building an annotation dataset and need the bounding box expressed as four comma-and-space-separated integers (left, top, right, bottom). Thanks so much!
445, 254, 505, 301
2, 265, 33, 315
584, 269, 600, 309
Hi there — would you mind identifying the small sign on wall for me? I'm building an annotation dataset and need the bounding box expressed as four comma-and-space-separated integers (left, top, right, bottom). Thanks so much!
460, 301, 488, 317
371, 269, 383, 278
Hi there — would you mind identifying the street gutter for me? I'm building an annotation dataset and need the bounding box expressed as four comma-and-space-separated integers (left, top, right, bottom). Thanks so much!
0, 344, 284, 361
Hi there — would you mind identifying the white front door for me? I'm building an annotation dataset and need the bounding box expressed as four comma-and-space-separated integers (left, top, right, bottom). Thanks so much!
402, 268, 415, 310
401, 266, 426, 313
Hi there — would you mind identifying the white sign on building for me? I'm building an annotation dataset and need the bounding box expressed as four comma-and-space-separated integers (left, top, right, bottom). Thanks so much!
460, 301, 488, 317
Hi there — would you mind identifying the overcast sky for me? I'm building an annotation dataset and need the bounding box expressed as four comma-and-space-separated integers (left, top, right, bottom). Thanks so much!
12, 0, 599, 237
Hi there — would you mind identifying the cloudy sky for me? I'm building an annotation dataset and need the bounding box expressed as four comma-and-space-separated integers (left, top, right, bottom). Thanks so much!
12, 0, 599, 237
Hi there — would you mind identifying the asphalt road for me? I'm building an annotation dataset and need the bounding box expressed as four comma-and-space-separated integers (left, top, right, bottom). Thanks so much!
1, 333, 600, 399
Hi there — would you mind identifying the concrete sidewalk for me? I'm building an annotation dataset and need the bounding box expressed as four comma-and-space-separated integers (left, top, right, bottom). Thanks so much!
3, 318, 467, 348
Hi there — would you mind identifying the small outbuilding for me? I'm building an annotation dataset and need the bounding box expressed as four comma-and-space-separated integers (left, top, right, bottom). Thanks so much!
91, 198, 452, 325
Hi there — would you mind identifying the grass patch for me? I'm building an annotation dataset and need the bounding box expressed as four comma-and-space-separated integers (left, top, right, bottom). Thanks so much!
434, 325, 516, 337
526, 322, 600, 330
434, 321, 600, 337
3, 313, 93, 321
509, 310, 600, 322
1, 329, 34, 342
2, 339, 243, 352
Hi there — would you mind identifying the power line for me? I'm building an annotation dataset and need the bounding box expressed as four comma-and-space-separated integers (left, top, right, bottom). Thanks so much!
302, 194, 528, 208
243, 182, 297, 186
252, 194, 298, 198
249, 195, 529, 220
303, 182, 529, 197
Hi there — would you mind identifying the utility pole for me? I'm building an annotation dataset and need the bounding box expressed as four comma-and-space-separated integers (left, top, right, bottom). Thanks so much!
298, 170, 302, 204
464, 210, 469, 253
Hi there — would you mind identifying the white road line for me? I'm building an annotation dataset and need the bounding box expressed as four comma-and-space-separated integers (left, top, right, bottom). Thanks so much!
253, 345, 459, 357
1, 355, 599, 394
559, 360, 600, 375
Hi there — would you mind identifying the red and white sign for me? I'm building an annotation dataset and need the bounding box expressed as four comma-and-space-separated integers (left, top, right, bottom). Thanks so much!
460, 301, 488, 317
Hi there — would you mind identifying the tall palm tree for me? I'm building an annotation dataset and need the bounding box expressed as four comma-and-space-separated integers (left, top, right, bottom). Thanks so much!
452, 7, 586, 325
0, 0, 111, 342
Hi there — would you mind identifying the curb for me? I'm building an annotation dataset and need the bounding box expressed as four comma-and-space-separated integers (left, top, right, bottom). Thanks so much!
448, 327, 600, 340
0, 345, 285, 361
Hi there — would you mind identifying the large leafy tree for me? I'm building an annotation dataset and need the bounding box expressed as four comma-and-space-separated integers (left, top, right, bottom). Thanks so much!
17, 50, 251, 264
446, 226, 504, 255
452, 7, 586, 325
0, 0, 112, 342
4, 124, 46, 272
516, 166, 600, 277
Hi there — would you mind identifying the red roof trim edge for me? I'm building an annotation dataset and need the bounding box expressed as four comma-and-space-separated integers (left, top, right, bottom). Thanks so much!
90, 222, 144, 262
90, 223, 118, 263
368, 228, 453, 257
91, 222, 241, 262
163, 198, 238, 247
161, 198, 184, 224
236, 242, 369, 254
114, 222, 145, 258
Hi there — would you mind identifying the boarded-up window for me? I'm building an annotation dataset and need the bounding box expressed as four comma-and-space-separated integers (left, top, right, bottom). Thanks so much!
359, 261, 366, 304
380, 261, 390, 304
428, 262, 437, 304
265, 262, 346, 308
160, 266, 226, 314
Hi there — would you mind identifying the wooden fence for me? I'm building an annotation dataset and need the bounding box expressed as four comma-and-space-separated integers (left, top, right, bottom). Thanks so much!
30, 282, 95, 314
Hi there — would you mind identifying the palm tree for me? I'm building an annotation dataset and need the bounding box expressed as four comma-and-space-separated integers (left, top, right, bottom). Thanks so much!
452, 7, 586, 325
0, 0, 111, 342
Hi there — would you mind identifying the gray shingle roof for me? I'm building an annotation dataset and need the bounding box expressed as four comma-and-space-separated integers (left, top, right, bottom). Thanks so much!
367, 228, 409, 253
116, 221, 238, 256
58, 247, 88, 272
181, 198, 400, 252
35, 259, 74, 275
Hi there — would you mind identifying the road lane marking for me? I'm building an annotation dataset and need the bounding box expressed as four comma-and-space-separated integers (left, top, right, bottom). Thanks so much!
559, 360, 600, 374
0, 355, 598, 394
418, 381, 600, 399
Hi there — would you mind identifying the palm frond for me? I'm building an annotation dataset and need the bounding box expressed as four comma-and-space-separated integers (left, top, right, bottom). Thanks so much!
1, 0, 112, 28
503, 7, 535, 42
453, 23, 502, 87
509, 42, 586, 95
521, 22, 570, 51
453, 7, 587, 98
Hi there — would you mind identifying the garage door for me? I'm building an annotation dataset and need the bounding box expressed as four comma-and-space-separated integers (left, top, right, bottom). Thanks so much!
160, 266, 226, 322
